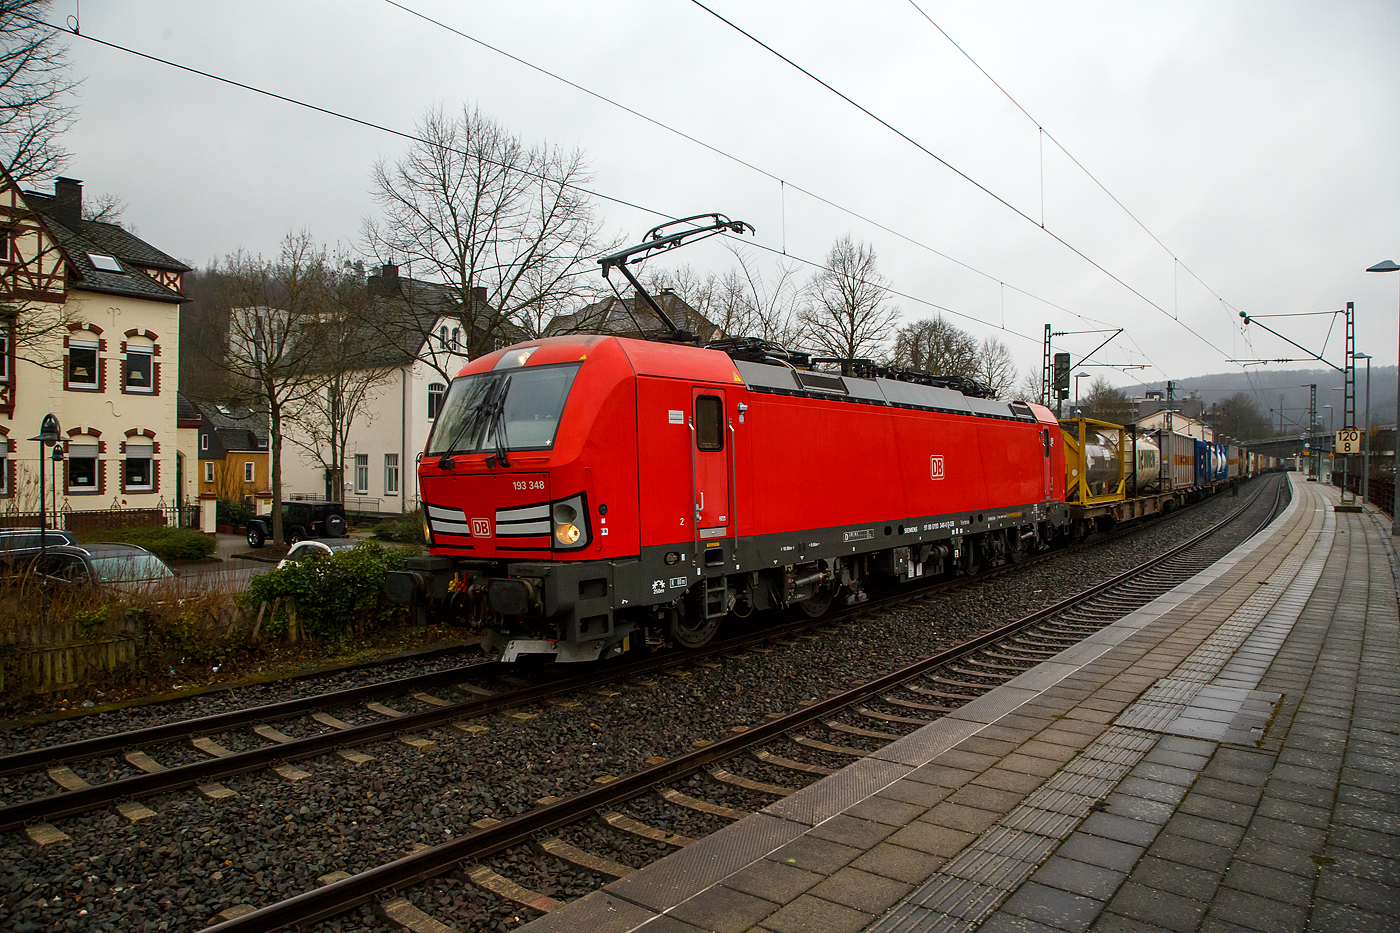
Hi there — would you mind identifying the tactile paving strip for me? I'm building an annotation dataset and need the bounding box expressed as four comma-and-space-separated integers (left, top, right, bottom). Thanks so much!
869, 486, 1330, 933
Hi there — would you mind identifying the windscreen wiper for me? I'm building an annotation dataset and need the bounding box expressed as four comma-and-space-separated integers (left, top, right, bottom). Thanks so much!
488, 374, 513, 468
437, 375, 505, 470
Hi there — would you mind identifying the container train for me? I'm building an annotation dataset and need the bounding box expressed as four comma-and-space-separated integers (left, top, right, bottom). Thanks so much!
383, 216, 1274, 662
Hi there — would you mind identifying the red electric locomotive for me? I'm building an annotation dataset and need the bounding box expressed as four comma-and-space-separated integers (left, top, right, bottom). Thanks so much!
385, 216, 1072, 661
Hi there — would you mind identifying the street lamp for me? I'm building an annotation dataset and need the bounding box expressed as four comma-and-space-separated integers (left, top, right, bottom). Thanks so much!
1366, 259, 1400, 533
28, 414, 61, 623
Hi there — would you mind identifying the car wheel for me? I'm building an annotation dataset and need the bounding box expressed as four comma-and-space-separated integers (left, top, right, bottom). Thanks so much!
325, 513, 347, 538
247, 525, 265, 549
288, 529, 304, 545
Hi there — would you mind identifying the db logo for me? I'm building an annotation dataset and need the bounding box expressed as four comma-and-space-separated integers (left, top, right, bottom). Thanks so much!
930, 456, 945, 480
471, 518, 491, 537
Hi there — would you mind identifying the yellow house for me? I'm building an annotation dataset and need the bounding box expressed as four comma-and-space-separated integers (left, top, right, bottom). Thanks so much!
0, 172, 189, 524
188, 397, 270, 505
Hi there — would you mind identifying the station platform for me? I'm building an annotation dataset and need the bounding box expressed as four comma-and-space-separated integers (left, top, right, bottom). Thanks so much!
520, 473, 1399, 933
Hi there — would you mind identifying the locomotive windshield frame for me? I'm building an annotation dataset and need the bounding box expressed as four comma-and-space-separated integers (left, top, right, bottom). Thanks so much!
426, 362, 582, 456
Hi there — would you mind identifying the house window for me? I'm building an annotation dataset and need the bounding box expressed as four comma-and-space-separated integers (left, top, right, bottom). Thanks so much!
0, 331, 7, 380
427, 383, 446, 420
439, 325, 449, 349
204, 462, 213, 483
0, 451, 7, 496
244, 461, 254, 483
451, 328, 461, 352
124, 441, 154, 492
68, 441, 99, 492
67, 342, 98, 388
354, 454, 368, 495
124, 347, 153, 392
200, 434, 208, 451
384, 454, 399, 495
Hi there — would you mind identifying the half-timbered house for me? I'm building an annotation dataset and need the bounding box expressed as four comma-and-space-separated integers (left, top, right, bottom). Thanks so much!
0, 170, 190, 523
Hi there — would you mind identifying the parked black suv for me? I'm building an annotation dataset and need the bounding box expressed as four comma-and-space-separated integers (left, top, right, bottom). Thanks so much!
246, 502, 348, 548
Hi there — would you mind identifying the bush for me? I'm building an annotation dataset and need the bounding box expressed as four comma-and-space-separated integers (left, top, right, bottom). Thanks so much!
216, 498, 254, 528
78, 525, 217, 562
372, 507, 425, 543
242, 541, 404, 639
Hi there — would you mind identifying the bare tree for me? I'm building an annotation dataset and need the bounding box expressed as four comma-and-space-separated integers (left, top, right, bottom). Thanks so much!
284, 275, 398, 505
363, 104, 612, 357
0, 0, 75, 184
976, 336, 1018, 398
216, 233, 340, 545
1013, 369, 1046, 405
1080, 376, 1132, 424
731, 248, 803, 347
800, 236, 900, 360
890, 316, 978, 376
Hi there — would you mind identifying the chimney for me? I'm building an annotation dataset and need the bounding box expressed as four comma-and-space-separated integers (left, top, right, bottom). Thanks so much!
53, 177, 82, 230
471, 286, 488, 310
367, 263, 400, 298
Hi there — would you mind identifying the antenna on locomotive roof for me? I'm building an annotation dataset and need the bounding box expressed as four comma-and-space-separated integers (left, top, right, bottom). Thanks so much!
598, 213, 754, 344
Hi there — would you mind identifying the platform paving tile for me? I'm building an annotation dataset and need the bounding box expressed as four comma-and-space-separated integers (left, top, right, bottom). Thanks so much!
905, 763, 980, 790
879, 780, 954, 808
885, 821, 977, 858
907, 875, 1006, 920
664, 884, 779, 933
846, 794, 929, 828
1258, 777, 1332, 808
1243, 813, 1327, 851
1124, 854, 1221, 902
930, 749, 1002, 773
1203, 887, 1307, 932
1160, 811, 1247, 849
1335, 802, 1400, 835
1076, 812, 1163, 848
1254, 795, 1331, 828
1231, 835, 1319, 879
1144, 832, 1234, 873
764, 833, 863, 875
1100, 793, 1176, 825
1028, 856, 1126, 901
1105, 881, 1207, 933
1053, 833, 1145, 873
1175, 792, 1255, 826
1218, 860, 1313, 906
1111, 776, 1189, 806
809, 867, 917, 915
1313, 869, 1400, 917
999, 806, 1079, 839
922, 802, 1004, 836
1322, 846, 1400, 886
716, 856, 822, 903
758, 892, 875, 933
851, 842, 949, 885
810, 814, 899, 849
1307, 899, 1397, 933
945, 783, 1023, 814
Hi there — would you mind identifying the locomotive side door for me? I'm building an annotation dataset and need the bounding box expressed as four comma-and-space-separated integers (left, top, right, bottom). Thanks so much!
691, 389, 731, 540
1042, 427, 1053, 501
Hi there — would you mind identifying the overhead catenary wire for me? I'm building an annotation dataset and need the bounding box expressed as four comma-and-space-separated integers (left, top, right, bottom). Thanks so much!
39, 9, 1160, 378
685, 0, 1235, 366
377, 0, 1122, 336
902, 0, 1248, 338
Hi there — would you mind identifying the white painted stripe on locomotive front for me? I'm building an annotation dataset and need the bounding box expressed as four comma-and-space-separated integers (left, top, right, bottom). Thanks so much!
432, 518, 474, 534
497, 504, 549, 521
497, 521, 550, 536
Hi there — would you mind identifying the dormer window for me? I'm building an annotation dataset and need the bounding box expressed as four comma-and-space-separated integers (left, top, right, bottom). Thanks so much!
88, 253, 123, 273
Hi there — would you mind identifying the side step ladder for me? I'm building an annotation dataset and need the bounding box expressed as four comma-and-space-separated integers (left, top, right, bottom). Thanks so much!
704, 574, 728, 619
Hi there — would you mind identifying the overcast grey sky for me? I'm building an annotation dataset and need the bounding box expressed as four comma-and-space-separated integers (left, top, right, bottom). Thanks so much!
45, 0, 1400, 392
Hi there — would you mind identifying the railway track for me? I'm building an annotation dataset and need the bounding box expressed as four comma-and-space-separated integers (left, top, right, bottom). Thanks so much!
0, 478, 1266, 838
161, 474, 1288, 932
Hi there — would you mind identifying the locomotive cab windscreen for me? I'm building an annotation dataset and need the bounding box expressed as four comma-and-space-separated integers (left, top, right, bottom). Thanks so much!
426, 360, 582, 457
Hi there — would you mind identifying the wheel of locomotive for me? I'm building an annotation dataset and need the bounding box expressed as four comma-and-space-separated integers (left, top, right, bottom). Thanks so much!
669, 606, 721, 649
1006, 530, 1026, 563
798, 584, 834, 618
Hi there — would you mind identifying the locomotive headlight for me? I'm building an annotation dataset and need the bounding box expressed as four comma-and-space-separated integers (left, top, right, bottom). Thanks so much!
550, 493, 590, 550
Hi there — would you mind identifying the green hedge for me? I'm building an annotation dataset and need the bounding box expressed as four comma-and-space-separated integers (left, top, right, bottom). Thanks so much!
242, 541, 403, 639
78, 525, 218, 561
217, 498, 254, 528
372, 508, 425, 543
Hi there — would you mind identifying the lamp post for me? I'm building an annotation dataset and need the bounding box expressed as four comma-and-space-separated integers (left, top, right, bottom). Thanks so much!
1366, 260, 1400, 532
28, 414, 62, 622
1324, 405, 1334, 483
